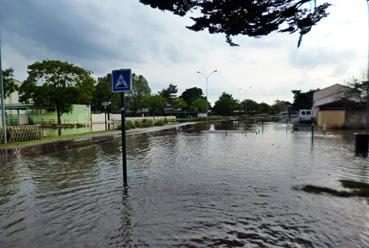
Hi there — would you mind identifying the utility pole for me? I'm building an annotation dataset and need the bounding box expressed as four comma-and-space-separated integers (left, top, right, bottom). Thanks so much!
0, 25, 7, 144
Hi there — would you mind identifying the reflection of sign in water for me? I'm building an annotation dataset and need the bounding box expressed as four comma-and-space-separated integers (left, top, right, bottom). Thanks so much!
112, 69, 132, 93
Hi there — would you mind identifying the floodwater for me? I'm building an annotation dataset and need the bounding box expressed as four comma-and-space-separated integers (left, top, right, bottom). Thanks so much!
41, 123, 107, 137
0, 121, 369, 247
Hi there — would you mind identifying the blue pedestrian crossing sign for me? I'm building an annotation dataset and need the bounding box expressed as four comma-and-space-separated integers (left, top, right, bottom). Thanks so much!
112, 69, 132, 93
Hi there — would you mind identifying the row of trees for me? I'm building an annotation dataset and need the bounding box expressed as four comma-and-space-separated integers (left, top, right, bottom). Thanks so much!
92, 73, 209, 116
2, 59, 290, 125
213, 93, 287, 116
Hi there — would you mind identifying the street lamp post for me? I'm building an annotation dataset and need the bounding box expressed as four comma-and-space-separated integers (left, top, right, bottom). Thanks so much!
240, 86, 252, 117
0, 26, 7, 144
197, 70, 217, 118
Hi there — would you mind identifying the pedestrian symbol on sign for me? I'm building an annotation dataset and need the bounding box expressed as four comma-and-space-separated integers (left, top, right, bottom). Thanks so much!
116, 74, 128, 88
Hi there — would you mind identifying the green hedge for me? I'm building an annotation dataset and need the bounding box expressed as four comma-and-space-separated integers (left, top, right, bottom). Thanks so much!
125, 120, 136, 129
154, 119, 167, 126
142, 119, 154, 127
119, 118, 173, 130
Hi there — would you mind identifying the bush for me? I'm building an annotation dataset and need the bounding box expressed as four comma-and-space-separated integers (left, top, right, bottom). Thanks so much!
135, 120, 143, 128
142, 119, 154, 127
154, 119, 166, 126
126, 120, 136, 129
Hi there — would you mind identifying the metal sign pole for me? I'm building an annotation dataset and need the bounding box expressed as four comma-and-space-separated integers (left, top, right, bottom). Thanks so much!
112, 69, 131, 186
121, 92, 127, 186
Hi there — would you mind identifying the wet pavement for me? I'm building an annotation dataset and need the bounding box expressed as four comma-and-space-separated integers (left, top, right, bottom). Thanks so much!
0, 121, 368, 247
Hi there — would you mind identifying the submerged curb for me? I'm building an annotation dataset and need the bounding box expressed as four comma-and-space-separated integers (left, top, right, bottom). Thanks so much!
0, 122, 196, 153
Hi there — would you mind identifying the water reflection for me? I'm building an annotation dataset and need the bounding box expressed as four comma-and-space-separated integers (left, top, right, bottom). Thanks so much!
28, 144, 99, 193
1, 121, 369, 247
0, 163, 19, 206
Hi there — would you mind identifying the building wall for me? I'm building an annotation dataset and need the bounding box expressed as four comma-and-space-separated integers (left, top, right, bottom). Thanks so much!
29, 104, 91, 124
317, 110, 346, 129
313, 84, 350, 110
4, 80, 21, 105
345, 110, 366, 129
0, 114, 29, 126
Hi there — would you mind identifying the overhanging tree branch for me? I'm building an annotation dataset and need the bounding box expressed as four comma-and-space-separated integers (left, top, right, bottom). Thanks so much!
139, 0, 330, 47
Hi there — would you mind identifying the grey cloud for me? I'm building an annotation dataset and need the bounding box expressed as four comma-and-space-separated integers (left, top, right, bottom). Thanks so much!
1, 0, 202, 78
2, 1, 120, 60
288, 48, 357, 69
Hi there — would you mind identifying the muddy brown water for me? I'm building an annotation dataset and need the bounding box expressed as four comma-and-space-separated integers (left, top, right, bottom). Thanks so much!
1, 121, 369, 247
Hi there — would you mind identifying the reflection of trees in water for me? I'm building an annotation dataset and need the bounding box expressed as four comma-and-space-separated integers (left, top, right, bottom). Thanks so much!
191, 121, 240, 132
126, 134, 151, 156
215, 120, 237, 130
94, 136, 121, 157
0, 162, 19, 205
28, 144, 99, 193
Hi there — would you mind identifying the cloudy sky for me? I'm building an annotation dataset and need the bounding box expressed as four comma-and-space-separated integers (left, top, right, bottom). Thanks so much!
1, 0, 368, 104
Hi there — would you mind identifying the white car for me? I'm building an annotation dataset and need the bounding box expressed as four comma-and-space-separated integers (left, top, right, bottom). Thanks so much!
298, 109, 313, 123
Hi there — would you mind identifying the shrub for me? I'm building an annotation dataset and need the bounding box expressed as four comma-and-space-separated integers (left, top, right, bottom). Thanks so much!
154, 119, 166, 126
126, 120, 136, 129
142, 119, 154, 127
135, 120, 143, 128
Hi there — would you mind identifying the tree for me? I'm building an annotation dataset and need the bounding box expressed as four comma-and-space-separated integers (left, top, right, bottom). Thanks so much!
180, 87, 203, 109
2, 68, 18, 97
213, 92, 239, 116
291, 89, 316, 110
345, 76, 368, 103
177, 97, 187, 110
140, 94, 166, 115
140, 0, 330, 47
240, 99, 259, 115
92, 73, 120, 113
173, 97, 187, 112
160, 83, 178, 110
19, 60, 96, 125
126, 73, 151, 115
257, 102, 271, 114
160, 83, 177, 99
189, 97, 207, 113
270, 100, 286, 114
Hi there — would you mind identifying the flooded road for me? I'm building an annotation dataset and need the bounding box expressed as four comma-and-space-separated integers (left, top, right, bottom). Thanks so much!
1, 121, 369, 247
